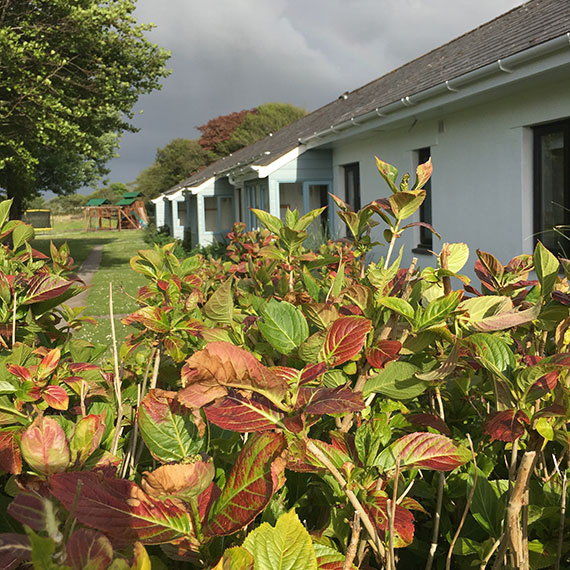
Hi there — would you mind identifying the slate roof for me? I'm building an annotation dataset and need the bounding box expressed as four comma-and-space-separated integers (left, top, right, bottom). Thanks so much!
170, 0, 570, 193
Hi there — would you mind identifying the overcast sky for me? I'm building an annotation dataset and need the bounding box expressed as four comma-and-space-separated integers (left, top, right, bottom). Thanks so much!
103, 0, 527, 188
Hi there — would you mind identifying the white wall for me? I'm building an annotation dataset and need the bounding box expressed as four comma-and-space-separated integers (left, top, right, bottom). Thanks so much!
332, 77, 570, 274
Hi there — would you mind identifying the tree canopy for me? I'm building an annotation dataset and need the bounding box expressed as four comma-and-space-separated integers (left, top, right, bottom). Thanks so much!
0, 0, 170, 217
134, 103, 306, 199
134, 138, 213, 200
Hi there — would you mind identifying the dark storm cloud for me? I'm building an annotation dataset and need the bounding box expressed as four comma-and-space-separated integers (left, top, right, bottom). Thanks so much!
105, 0, 525, 186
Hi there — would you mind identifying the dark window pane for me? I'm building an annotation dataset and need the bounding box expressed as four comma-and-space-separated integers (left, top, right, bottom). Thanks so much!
344, 163, 360, 211
418, 148, 432, 248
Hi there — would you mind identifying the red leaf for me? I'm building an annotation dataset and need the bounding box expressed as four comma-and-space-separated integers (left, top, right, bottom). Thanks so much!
65, 529, 113, 570
67, 362, 99, 373
7, 493, 51, 531
142, 461, 215, 500
204, 393, 283, 432
6, 364, 32, 382
406, 413, 451, 436
50, 472, 193, 545
0, 429, 22, 474
298, 386, 364, 416
321, 316, 372, 366
389, 432, 471, 471
0, 533, 31, 570
363, 492, 415, 547
22, 273, 74, 304
179, 342, 288, 408
37, 348, 60, 379
20, 416, 70, 476
484, 409, 529, 442
42, 385, 69, 411
300, 362, 328, 384
366, 340, 402, 369
206, 432, 286, 536
124, 306, 170, 333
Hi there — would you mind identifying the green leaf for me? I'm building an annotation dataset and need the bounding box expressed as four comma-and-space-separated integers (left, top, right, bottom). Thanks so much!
242, 510, 317, 570
0, 199, 13, 229
389, 190, 426, 220
259, 299, 309, 354
363, 361, 426, 399
12, 222, 34, 250
138, 389, 202, 463
468, 468, 503, 537
377, 297, 414, 322
375, 156, 399, 193
443, 243, 469, 273
204, 278, 234, 324
213, 547, 255, 570
417, 291, 462, 330
293, 207, 327, 231
535, 417, 554, 441
534, 241, 559, 297
252, 209, 283, 234
467, 333, 515, 375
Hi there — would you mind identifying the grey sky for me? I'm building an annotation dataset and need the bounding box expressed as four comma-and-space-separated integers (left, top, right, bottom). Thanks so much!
104, 0, 527, 188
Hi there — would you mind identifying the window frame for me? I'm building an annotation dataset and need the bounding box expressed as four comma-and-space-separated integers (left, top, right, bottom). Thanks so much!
533, 119, 570, 255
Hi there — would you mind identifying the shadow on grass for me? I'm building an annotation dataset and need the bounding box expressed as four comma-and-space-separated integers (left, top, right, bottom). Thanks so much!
32, 236, 117, 269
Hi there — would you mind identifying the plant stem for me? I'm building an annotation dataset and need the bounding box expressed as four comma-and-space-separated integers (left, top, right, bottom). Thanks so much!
305, 439, 386, 563
446, 435, 477, 570
555, 454, 567, 570
150, 346, 161, 390
384, 221, 400, 270
387, 458, 400, 570
11, 292, 16, 347
424, 473, 445, 570
343, 511, 361, 570
109, 283, 124, 457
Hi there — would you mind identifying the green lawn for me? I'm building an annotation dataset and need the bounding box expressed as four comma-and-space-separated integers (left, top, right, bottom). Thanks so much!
34, 226, 151, 358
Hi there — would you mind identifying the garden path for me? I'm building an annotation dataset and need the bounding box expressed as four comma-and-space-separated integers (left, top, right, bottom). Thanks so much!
67, 244, 103, 310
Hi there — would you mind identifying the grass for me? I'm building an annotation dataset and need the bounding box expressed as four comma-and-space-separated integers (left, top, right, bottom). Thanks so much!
34, 223, 151, 359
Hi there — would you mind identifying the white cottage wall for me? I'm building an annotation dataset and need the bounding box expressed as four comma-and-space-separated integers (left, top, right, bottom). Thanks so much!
332, 76, 570, 273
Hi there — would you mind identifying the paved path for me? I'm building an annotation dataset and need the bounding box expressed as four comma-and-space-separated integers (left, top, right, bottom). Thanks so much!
67, 244, 103, 310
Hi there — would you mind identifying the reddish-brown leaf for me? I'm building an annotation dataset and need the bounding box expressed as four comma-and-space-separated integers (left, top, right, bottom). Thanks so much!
50, 472, 193, 545
406, 413, 451, 436
484, 409, 529, 442
7, 493, 51, 531
20, 416, 70, 476
298, 386, 364, 416
204, 393, 284, 432
42, 385, 69, 410
365, 340, 402, 369
141, 461, 215, 500
0, 533, 31, 570
388, 432, 471, 471
207, 432, 286, 536
180, 342, 289, 408
321, 316, 372, 366
6, 364, 32, 382
65, 529, 113, 570
22, 273, 74, 305
0, 429, 22, 474
363, 492, 415, 547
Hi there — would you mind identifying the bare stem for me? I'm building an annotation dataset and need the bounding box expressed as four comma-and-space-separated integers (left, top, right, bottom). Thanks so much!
384, 222, 400, 270
446, 435, 477, 570
109, 283, 124, 457
555, 454, 568, 570
343, 511, 361, 570
150, 346, 161, 390
305, 439, 386, 563
424, 473, 445, 570
387, 459, 400, 570
11, 292, 16, 347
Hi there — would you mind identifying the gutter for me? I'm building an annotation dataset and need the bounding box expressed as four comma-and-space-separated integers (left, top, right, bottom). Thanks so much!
299, 33, 570, 145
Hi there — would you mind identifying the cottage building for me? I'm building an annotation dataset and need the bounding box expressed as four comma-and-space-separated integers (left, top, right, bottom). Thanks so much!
155, 0, 570, 266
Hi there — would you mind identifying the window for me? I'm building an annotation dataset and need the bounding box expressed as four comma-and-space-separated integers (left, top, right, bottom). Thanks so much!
344, 163, 361, 211
534, 120, 570, 255
204, 196, 234, 233
245, 182, 269, 229
416, 147, 433, 251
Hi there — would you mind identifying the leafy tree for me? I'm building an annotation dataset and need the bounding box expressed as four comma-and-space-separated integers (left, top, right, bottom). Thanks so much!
48, 193, 88, 215
0, 0, 170, 218
88, 182, 130, 203
133, 138, 213, 199
197, 109, 253, 153
217, 102, 306, 155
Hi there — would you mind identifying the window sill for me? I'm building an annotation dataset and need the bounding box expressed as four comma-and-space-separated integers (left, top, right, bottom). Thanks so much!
411, 245, 434, 256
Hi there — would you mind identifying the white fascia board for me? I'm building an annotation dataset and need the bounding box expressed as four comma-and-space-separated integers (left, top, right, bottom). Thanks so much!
249, 146, 304, 179
191, 177, 217, 195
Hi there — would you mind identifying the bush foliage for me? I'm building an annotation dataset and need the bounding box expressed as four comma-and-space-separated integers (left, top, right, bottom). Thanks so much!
0, 158, 568, 569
